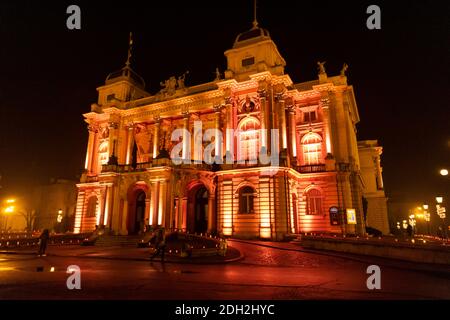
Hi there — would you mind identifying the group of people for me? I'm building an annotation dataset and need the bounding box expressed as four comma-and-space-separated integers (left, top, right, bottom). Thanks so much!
35, 227, 168, 261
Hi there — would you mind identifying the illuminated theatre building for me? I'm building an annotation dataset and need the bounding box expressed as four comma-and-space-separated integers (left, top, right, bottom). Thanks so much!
75, 23, 389, 240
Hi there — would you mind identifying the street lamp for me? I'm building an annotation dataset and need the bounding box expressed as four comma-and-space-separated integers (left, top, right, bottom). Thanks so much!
423, 204, 430, 235
402, 220, 408, 229
440, 169, 448, 176
435, 196, 447, 241
57, 209, 63, 223
2, 201, 15, 232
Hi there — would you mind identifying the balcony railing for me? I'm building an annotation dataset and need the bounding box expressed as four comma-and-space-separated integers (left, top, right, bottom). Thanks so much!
101, 159, 214, 173
102, 161, 154, 173
297, 164, 326, 173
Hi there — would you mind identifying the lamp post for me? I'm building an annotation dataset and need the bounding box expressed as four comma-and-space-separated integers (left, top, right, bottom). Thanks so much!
408, 213, 416, 237
435, 196, 447, 241
440, 169, 448, 176
423, 204, 430, 236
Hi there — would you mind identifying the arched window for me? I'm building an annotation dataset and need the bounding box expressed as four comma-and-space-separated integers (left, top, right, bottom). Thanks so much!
86, 196, 97, 218
306, 189, 322, 215
238, 118, 260, 161
301, 133, 323, 165
239, 186, 255, 214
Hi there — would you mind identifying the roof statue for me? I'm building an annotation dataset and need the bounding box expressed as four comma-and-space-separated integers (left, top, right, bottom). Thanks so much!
317, 61, 327, 75
214, 67, 221, 81
177, 71, 189, 89
341, 63, 349, 76
159, 71, 189, 96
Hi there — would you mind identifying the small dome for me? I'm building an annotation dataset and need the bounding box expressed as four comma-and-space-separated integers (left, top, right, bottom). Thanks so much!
233, 26, 271, 48
105, 66, 145, 89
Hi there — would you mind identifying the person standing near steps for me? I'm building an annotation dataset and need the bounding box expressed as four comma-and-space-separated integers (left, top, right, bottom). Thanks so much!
37, 229, 50, 256
150, 228, 166, 262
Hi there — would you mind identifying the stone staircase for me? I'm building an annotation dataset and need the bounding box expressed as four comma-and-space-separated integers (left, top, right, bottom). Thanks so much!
289, 234, 302, 245
94, 235, 141, 247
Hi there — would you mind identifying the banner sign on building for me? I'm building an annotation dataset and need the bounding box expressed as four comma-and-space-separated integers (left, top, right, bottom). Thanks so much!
346, 208, 357, 225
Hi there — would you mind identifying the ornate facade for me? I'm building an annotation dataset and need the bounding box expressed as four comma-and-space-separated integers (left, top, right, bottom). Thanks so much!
74, 23, 389, 240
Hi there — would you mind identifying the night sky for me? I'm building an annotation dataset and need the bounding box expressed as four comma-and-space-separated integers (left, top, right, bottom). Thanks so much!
0, 0, 448, 203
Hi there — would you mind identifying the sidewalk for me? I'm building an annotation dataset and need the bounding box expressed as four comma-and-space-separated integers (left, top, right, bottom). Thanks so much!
0, 244, 244, 264
230, 239, 450, 276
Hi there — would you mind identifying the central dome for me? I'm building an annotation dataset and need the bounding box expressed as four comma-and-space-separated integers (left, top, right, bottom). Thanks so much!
233, 26, 271, 48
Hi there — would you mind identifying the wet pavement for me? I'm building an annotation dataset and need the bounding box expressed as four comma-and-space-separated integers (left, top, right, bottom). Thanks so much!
0, 240, 449, 299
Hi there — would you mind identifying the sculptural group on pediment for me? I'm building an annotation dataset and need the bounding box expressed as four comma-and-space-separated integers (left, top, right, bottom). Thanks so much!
159, 71, 189, 96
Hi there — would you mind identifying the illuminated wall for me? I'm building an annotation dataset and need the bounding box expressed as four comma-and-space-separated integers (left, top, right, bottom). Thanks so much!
73, 22, 383, 239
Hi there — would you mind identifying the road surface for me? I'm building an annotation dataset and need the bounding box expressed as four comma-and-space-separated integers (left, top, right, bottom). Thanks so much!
0, 240, 449, 299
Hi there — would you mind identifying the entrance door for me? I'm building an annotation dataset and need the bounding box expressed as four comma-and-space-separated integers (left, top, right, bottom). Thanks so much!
194, 187, 208, 233
133, 191, 146, 235
187, 186, 209, 234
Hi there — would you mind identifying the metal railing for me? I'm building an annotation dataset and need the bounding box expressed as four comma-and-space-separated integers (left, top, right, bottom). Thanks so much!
296, 164, 326, 173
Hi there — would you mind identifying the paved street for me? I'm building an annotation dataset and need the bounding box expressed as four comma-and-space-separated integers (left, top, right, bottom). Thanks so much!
0, 240, 449, 299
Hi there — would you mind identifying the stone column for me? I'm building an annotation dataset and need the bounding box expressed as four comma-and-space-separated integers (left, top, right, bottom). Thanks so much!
258, 90, 267, 149
158, 180, 167, 226
333, 90, 349, 163
277, 95, 288, 150
85, 125, 96, 171
152, 117, 161, 159
103, 184, 112, 226
110, 185, 121, 232
207, 195, 215, 233
108, 121, 119, 157
225, 101, 233, 156
182, 112, 190, 160
321, 96, 334, 155
288, 106, 297, 158
214, 106, 222, 159
181, 197, 188, 231
178, 197, 184, 230
144, 198, 150, 225
91, 127, 100, 174
150, 181, 159, 226
376, 156, 384, 189
125, 124, 134, 164
121, 200, 128, 235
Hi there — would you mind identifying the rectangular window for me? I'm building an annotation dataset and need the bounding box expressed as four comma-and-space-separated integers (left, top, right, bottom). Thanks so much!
242, 57, 255, 67
107, 94, 116, 102
304, 111, 316, 122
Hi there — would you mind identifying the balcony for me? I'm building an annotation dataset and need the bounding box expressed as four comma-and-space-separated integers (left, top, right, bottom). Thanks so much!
101, 159, 214, 174
102, 162, 153, 173
297, 164, 326, 173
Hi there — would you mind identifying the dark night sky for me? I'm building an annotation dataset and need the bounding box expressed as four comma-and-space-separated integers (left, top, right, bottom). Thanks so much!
0, 0, 448, 203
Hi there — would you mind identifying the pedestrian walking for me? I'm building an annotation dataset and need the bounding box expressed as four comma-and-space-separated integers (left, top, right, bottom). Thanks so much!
150, 228, 166, 262
38, 229, 50, 256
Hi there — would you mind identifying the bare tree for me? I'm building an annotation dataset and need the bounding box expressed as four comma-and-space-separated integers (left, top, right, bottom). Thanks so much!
18, 209, 37, 233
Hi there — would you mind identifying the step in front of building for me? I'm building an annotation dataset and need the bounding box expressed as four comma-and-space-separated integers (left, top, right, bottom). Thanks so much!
95, 235, 141, 247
